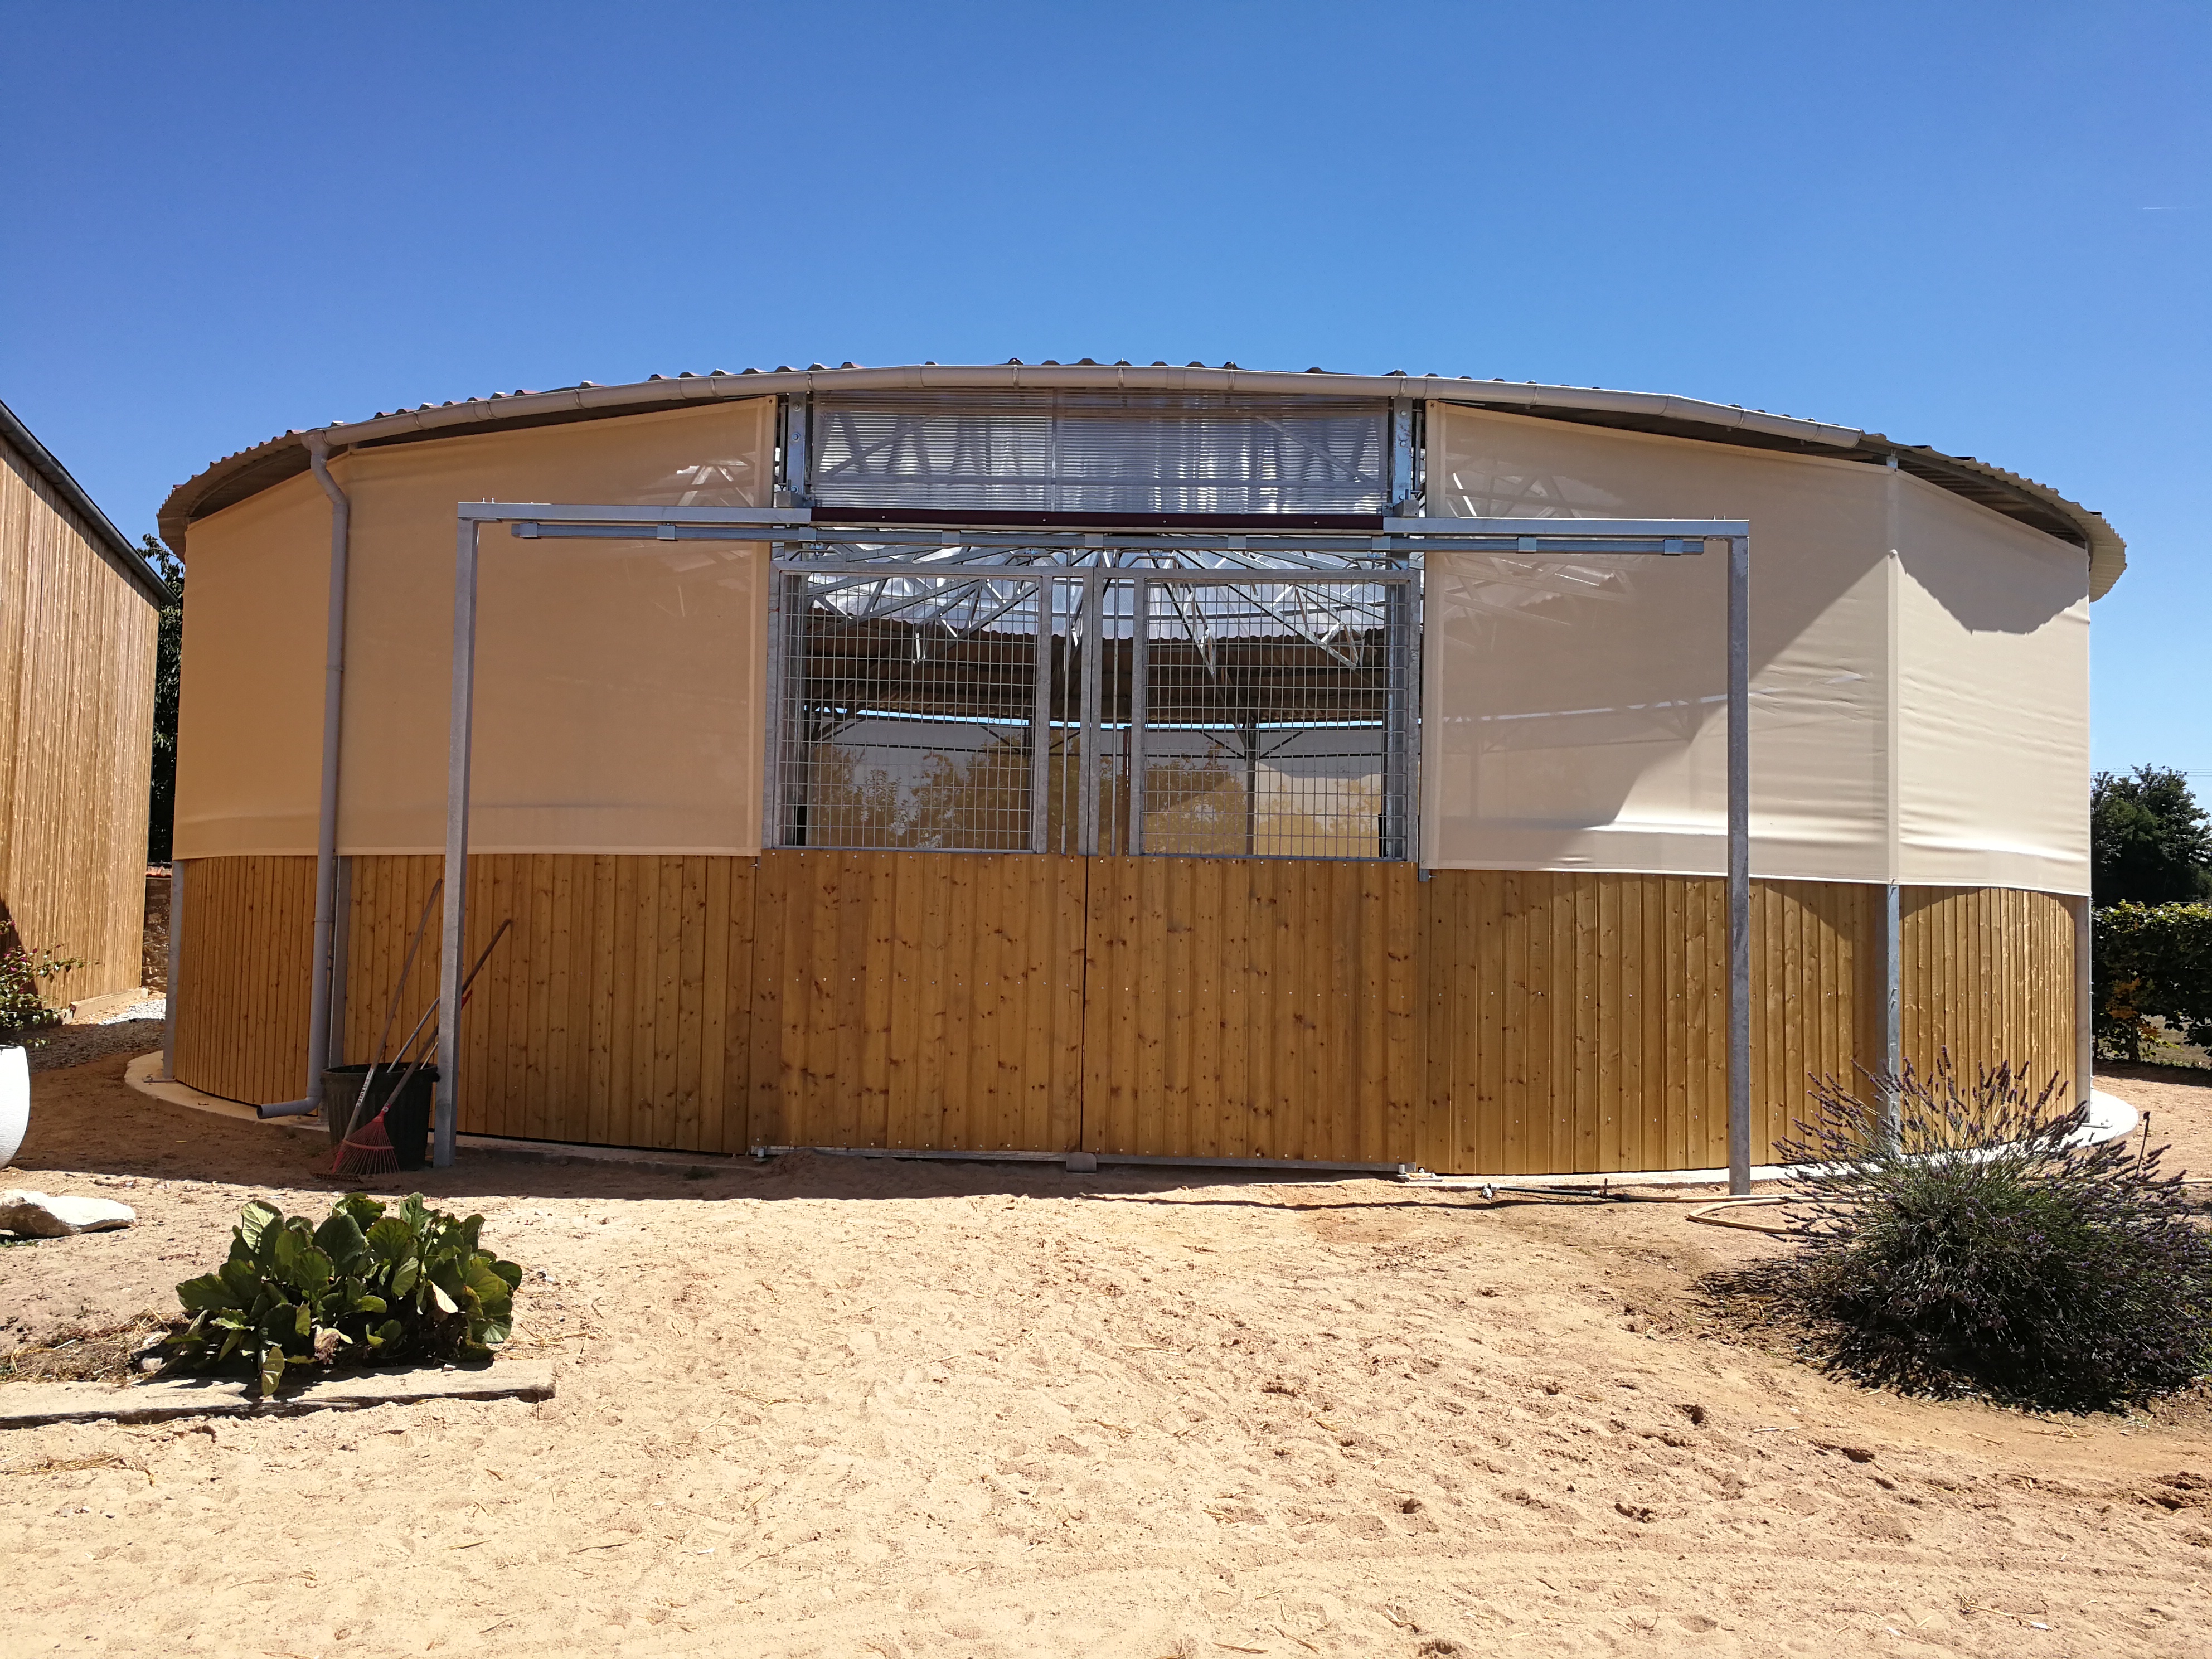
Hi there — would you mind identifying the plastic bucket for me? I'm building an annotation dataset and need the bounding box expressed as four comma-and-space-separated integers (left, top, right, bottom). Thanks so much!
322, 1063, 438, 1171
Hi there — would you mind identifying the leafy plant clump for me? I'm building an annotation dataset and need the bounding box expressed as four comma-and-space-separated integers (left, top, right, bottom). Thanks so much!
167, 1193, 522, 1395
0, 941, 85, 1043
1761, 1055, 2212, 1412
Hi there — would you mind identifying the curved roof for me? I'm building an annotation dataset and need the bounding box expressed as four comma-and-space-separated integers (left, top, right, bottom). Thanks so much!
158, 362, 2127, 599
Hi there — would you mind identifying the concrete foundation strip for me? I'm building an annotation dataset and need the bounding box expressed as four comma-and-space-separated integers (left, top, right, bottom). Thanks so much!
0, 1359, 554, 1429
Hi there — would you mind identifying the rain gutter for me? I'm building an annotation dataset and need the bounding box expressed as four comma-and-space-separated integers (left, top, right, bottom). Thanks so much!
256, 432, 348, 1119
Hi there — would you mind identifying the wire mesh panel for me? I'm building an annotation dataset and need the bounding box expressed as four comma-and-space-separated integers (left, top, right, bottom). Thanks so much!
775, 572, 1043, 850
1137, 577, 1413, 861
773, 563, 1417, 860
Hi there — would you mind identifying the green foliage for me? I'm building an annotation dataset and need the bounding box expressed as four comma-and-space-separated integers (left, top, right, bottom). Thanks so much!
165, 1192, 521, 1395
2094, 901, 2212, 1063
0, 941, 85, 1042
2093, 765, 2212, 908
143, 535, 183, 866
1762, 1056, 2212, 1411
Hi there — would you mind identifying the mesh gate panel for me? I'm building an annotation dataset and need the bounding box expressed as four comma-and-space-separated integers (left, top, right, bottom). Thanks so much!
777, 573, 1041, 850
1139, 579, 1405, 861
774, 567, 1414, 859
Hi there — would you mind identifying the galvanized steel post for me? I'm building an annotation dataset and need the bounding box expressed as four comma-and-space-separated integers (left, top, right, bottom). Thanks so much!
1727, 534, 1753, 1196
435, 517, 481, 1170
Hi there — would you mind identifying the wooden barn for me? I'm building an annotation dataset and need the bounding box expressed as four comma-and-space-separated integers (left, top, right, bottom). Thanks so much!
1, 397, 167, 1019
155, 366, 2118, 1175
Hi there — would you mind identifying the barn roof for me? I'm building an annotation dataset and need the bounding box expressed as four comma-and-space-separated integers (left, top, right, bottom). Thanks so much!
156, 363, 2127, 599
2, 395, 171, 608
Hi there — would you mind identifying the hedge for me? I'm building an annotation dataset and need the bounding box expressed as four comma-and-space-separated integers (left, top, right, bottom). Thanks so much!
2094, 902, 2212, 1063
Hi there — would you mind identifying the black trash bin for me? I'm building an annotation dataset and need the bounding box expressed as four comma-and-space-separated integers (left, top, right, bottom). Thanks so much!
321, 1063, 438, 1171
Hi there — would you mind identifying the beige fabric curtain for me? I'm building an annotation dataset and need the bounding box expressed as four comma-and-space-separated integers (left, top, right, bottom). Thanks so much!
1894, 473, 2089, 894
175, 398, 774, 858
336, 398, 774, 855
1422, 405, 1893, 883
173, 472, 330, 858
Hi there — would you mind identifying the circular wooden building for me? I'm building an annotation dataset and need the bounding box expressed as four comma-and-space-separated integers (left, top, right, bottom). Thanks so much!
157, 365, 2120, 1175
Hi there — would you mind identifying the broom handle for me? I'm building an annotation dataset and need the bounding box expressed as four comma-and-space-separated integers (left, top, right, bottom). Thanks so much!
371, 919, 514, 1132
372, 880, 443, 1068
345, 881, 443, 1141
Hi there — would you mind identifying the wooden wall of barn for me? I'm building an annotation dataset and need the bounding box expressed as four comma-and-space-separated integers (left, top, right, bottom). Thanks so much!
170, 851, 2078, 1173
0, 438, 158, 1006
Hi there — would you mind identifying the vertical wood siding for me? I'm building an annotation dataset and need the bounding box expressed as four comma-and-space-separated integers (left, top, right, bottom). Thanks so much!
173, 855, 317, 1104
751, 852, 1086, 1153
0, 441, 158, 1005
173, 852, 2075, 1170
1901, 885, 2076, 1096
1081, 857, 1420, 1163
1415, 874, 1870, 1175
339, 853, 759, 1154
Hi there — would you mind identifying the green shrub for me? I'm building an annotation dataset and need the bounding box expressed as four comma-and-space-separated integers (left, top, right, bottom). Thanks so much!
2094, 901, 2212, 1062
1762, 1055, 2212, 1411
0, 942, 85, 1042
166, 1193, 521, 1395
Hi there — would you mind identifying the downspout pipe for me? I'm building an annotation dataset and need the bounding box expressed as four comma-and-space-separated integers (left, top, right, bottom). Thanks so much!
259, 433, 349, 1118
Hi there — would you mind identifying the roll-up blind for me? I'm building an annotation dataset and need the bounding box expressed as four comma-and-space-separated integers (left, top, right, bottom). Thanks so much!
809, 392, 1389, 515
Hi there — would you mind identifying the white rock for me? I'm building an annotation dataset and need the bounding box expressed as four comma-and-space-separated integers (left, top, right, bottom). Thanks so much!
0, 1189, 136, 1237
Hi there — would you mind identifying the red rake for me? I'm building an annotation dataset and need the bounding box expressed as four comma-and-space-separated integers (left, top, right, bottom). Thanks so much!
331, 920, 512, 1178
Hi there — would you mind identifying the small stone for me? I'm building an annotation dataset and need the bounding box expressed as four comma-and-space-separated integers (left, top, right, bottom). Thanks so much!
0, 1190, 137, 1237
1064, 1152, 1098, 1174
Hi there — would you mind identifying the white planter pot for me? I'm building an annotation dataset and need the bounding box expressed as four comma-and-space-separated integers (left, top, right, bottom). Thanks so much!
0, 1046, 26, 1168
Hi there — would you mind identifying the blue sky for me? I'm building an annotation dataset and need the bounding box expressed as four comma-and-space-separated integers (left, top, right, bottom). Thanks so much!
3, 2, 2203, 780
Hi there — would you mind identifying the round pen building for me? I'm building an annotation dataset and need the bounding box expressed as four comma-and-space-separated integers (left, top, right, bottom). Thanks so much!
157, 363, 2118, 1174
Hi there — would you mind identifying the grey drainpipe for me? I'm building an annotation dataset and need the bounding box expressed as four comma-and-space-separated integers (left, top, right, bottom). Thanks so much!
259, 434, 349, 1118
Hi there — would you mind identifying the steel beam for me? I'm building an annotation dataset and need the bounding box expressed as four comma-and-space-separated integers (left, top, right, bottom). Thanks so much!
1726, 535, 1752, 1197
434, 519, 480, 1170
1128, 578, 1149, 856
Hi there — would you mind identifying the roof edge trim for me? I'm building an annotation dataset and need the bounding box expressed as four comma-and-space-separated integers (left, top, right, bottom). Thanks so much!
155, 365, 2124, 596
2, 396, 169, 608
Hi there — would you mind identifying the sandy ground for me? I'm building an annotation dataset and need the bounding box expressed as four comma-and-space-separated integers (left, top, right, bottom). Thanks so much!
2, 1053, 2209, 1658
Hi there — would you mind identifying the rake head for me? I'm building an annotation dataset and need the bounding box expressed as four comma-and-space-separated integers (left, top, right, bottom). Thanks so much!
329, 1112, 399, 1178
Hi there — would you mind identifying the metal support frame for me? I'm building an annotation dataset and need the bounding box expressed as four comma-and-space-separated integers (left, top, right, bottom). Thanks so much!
443, 501, 1752, 1175
1029, 576, 1055, 854
1725, 534, 1752, 1196
162, 860, 183, 1082
1127, 578, 1150, 855
1882, 880, 1904, 1137
1078, 567, 1104, 855
435, 517, 480, 1168
2070, 892, 2093, 1108
1381, 580, 1415, 862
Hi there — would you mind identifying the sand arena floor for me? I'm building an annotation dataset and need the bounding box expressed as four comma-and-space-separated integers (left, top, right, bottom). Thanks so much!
2, 1053, 2209, 1657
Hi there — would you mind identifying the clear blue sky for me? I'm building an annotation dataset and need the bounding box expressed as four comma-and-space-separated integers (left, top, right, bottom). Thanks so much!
4, 3, 2203, 780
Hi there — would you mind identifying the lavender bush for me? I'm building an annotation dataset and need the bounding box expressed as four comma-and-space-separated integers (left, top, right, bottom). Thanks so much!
1772, 1054, 2212, 1410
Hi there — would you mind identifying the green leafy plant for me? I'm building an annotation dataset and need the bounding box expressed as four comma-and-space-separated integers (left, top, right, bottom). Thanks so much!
2093, 901, 2212, 1063
0, 941, 85, 1042
1744, 1055, 2212, 1411
166, 1193, 522, 1395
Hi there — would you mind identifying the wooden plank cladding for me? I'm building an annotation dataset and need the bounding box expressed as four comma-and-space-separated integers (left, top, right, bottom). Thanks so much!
341, 854, 758, 1154
1, 438, 159, 1007
1083, 858, 1419, 1163
173, 855, 317, 1105
752, 852, 1085, 1153
1416, 874, 1870, 1175
1901, 885, 2075, 1097
172, 852, 2079, 1172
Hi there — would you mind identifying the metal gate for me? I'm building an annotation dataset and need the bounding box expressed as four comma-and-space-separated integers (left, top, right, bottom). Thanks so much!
768, 567, 1418, 861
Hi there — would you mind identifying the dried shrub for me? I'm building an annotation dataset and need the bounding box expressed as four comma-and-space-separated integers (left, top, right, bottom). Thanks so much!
1757, 1055, 2212, 1411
